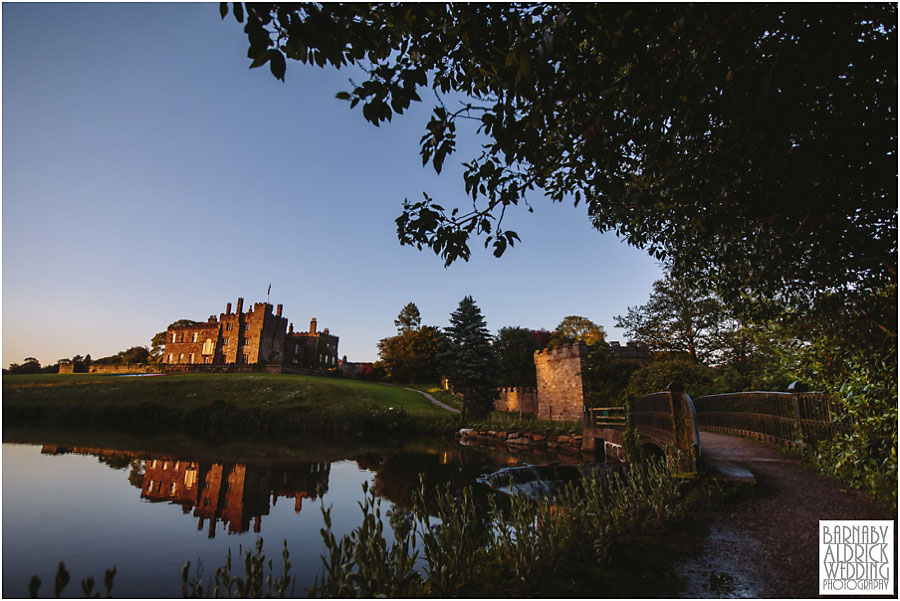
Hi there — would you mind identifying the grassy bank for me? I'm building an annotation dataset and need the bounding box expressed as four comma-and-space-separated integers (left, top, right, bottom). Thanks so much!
2, 374, 458, 443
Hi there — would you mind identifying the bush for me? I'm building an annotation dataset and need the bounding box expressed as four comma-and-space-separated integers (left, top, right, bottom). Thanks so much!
813, 357, 897, 509
624, 356, 718, 398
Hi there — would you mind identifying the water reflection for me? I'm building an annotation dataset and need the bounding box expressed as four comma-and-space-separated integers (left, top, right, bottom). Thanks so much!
41, 445, 331, 538
6, 438, 589, 597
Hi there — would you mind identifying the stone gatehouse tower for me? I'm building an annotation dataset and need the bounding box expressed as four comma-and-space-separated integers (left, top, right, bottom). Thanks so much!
534, 342, 589, 421
163, 297, 338, 369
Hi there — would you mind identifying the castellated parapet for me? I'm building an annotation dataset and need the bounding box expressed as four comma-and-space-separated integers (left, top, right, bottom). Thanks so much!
494, 387, 538, 414
534, 342, 589, 422
162, 297, 338, 370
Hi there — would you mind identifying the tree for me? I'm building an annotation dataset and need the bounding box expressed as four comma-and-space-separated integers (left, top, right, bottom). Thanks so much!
7, 357, 42, 374
494, 326, 542, 387
394, 302, 422, 334
615, 275, 725, 364
623, 356, 718, 399
150, 319, 198, 363
94, 346, 150, 366
442, 296, 499, 421
580, 342, 642, 407
222, 4, 896, 344
377, 325, 446, 383
548, 316, 605, 348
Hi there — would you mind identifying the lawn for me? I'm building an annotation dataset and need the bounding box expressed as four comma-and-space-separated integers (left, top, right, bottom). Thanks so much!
2, 373, 448, 415
2, 373, 456, 441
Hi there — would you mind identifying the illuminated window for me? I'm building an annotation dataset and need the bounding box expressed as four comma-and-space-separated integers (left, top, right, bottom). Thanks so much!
184, 469, 197, 488
202, 339, 214, 355
171, 333, 176, 343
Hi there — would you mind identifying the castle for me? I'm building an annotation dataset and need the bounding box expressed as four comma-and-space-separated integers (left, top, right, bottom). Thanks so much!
163, 297, 338, 370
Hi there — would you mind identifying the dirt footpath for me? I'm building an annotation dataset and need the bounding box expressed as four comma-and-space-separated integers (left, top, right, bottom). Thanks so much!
675, 431, 895, 598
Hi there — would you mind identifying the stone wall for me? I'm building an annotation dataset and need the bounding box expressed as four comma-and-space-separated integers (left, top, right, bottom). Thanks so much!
534, 342, 588, 422
494, 387, 538, 414
88, 363, 327, 376
89, 364, 163, 374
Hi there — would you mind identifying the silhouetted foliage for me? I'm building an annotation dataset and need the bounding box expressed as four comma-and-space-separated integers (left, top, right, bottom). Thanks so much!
222, 5, 895, 339
442, 296, 499, 421
394, 302, 422, 334
494, 326, 543, 387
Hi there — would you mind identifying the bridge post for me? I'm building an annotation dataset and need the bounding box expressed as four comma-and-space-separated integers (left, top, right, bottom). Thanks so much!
666, 382, 700, 475
787, 380, 808, 447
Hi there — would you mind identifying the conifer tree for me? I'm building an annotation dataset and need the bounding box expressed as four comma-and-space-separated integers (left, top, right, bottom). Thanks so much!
443, 296, 499, 421
394, 302, 422, 334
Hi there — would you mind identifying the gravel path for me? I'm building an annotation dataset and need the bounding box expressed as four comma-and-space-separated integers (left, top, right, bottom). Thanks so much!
675, 431, 895, 598
402, 387, 461, 414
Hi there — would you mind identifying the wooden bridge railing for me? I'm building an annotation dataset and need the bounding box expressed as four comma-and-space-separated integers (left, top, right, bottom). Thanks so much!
584, 383, 700, 474
692, 390, 844, 448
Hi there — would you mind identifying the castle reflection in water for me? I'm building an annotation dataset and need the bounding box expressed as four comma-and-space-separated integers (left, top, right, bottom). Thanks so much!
40, 445, 330, 538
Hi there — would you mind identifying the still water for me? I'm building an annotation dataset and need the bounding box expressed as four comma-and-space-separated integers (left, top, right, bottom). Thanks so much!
2, 435, 578, 597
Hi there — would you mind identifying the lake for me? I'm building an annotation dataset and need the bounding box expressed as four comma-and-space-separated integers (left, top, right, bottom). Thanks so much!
2, 432, 579, 597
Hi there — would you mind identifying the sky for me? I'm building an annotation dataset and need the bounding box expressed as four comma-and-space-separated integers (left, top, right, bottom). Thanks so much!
2, 3, 663, 366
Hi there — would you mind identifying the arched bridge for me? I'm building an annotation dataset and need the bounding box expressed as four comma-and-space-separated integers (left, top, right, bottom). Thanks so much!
583, 382, 701, 474
583, 382, 844, 476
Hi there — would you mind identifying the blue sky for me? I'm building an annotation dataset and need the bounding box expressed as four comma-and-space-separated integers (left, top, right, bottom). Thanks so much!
2, 3, 662, 366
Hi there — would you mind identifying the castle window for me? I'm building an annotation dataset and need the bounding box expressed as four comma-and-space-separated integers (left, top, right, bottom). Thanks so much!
178, 353, 184, 363
188, 353, 195, 364
167, 354, 172, 363
191, 332, 198, 343
242, 354, 249, 363
171, 333, 176, 343
242, 338, 250, 346
222, 338, 229, 345
225, 323, 233, 331
294, 344, 299, 353
202, 339, 214, 355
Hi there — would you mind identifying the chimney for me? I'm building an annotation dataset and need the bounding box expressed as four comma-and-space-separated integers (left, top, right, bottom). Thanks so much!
276, 304, 283, 317
236, 297, 244, 314
309, 318, 317, 333
289, 323, 294, 334
323, 328, 329, 335
226, 302, 232, 315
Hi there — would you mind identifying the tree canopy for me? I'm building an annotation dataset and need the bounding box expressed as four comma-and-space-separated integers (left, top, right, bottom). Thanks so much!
394, 302, 422, 334
222, 3, 896, 339
548, 316, 605, 348
494, 326, 546, 387
443, 296, 498, 420
615, 275, 724, 364
376, 324, 445, 383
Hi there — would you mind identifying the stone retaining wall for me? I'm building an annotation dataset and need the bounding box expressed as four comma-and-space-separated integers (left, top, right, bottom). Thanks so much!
456, 427, 588, 457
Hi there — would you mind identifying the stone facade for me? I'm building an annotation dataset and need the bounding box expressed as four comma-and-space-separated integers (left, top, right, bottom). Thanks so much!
534, 342, 589, 422
494, 387, 538, 414
163, 297, 338, 369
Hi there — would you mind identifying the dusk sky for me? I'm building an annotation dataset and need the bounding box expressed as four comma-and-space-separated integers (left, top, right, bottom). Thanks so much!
2, 3, 663, 366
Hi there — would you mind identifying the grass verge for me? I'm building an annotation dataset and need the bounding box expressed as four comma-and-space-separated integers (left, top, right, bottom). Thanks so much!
2, 373, 457, 443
